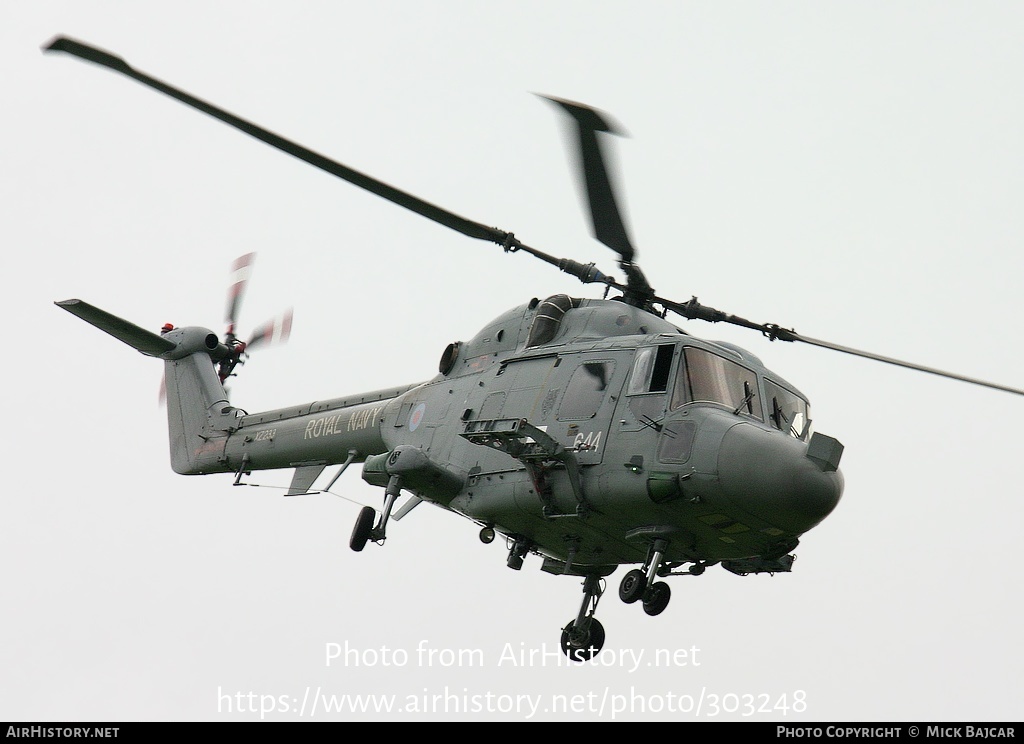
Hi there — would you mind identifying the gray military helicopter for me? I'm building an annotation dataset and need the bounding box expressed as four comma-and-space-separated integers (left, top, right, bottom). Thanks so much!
47, 36, 1024, 662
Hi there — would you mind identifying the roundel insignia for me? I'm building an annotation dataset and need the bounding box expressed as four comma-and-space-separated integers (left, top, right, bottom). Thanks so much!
408, 403, 426, 432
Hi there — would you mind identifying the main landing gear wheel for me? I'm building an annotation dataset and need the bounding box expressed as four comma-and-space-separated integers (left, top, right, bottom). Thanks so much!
560, 618, 605, 663
618, 568, 647, 604
620, 536, 677, 616
642, 581, 671, 616
349, 506, 376, 552
349, 474, 403, 553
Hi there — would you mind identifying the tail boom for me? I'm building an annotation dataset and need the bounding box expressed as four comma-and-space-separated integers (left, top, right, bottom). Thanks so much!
56, 298, 418, 477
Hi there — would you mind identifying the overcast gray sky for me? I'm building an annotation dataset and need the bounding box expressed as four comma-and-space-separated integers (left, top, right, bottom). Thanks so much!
3, 1, 1022, 722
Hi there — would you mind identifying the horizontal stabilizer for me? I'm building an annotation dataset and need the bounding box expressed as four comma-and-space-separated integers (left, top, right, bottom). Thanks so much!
392, 495, 423, 521
55, 299, 176, 357
287, 464, 327, 496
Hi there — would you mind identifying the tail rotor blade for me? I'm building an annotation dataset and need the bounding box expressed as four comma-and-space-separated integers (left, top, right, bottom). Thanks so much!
225, 252, 256, 335
247, 307, 293, 350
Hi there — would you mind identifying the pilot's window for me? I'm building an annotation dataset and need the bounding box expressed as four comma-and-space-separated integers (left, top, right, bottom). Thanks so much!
627, 348, 654, 395
670, 347, 763, 421
626, 345, 674, 395
559, 361, 616, 420
765, 379, 811, 439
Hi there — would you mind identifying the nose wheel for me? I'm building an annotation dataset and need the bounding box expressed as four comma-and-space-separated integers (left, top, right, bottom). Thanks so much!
560, 575, 606, 662
561, 617, 605, 663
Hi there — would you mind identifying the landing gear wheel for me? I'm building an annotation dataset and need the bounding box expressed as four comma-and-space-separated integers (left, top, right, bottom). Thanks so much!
560, 618, 606, 662
642, 581, 671, 616
349, 506, 376, 552
618, 568, 647, 604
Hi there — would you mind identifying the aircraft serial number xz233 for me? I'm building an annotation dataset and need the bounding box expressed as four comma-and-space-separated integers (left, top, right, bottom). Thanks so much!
47, 36, 1024, 661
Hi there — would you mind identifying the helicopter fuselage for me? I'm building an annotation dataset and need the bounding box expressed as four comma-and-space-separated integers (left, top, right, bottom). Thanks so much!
177, 295, 844, 577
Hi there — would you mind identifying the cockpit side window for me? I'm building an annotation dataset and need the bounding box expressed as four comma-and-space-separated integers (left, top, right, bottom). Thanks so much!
626, 344, 674, 395
670, 347, 763, 421
765, 379, 811, 440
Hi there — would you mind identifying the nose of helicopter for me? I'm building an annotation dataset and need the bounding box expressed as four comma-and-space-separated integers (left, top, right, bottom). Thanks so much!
717, 423, 844, 534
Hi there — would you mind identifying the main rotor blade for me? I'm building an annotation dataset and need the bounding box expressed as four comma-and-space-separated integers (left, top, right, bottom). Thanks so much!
542, 95, 656, 309
541, 96, 637, 262
658, 294, 1024, 397
44, 37, 614, 289
778, 330, 1024, 397
44, 37, 509, 245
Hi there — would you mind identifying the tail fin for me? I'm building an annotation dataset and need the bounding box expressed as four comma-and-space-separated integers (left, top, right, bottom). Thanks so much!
55, 299, 241, 474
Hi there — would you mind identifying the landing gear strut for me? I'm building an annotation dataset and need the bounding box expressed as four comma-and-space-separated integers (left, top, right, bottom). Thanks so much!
560, 575, 606, 662
349, 474, 403, 551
